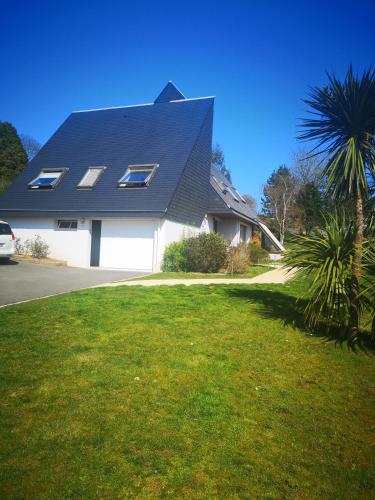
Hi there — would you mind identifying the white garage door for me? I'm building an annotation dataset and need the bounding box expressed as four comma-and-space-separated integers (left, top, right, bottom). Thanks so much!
100, 220, 155, 270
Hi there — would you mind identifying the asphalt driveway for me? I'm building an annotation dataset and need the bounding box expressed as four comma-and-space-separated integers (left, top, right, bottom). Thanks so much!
0, 260, 148, 306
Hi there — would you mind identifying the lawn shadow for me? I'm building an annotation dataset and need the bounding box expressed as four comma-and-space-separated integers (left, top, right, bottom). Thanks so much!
225, 287, 375, 354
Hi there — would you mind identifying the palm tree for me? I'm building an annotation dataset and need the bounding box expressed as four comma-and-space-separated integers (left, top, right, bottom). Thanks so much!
284, 212, 355, 335
299, 67, 375, 337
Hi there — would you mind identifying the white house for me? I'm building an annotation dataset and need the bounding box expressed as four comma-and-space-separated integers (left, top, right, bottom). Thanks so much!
0, 82, 283, 271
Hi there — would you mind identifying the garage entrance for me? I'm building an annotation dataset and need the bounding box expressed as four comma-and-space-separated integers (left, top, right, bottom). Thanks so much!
98, 220, 155, 270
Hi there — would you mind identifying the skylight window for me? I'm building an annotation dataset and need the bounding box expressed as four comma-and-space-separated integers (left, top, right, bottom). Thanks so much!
227, 186, 239, 202
77, 167, 105, 189
212, 176, 227, 193
29, 169, 67, 189
118, 165, 157, 188
235, 190, 247, 203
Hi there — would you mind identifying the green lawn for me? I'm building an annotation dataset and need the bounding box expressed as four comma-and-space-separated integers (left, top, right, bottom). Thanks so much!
0, 279, 374, 498
137, 265, 272, 280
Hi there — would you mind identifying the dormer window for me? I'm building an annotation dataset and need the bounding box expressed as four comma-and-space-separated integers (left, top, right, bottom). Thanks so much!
77, 167, 106, 189
118, 164, 157, 188
29, 169, 67, 189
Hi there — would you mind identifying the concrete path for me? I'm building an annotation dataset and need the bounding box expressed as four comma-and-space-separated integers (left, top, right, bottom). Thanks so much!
95, 267, 296, 288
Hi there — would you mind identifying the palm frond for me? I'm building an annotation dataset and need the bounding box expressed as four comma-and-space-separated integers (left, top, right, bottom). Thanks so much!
299, 67, 375, 199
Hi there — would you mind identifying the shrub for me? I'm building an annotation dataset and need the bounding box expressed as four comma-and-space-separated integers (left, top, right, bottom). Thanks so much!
23, 235, 50, 259
248, 242, 269, 264
15, 237, 24, 255
283, 212, 354, 335
184, 233, 228, 273
162, 241, 187, 272
226, 244, 249, 274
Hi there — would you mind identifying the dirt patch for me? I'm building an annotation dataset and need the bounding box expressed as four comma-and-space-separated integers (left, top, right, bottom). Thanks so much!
13, 255, 67, 266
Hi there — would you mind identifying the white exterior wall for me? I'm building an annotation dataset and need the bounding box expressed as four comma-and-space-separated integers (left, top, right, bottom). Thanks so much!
206, 215, 252, 246
7, 217, 91, 267
6, 214, 255, 271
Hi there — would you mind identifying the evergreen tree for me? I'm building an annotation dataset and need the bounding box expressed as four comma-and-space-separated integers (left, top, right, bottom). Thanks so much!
296, 182, 326, 234
0, 122, 28, 192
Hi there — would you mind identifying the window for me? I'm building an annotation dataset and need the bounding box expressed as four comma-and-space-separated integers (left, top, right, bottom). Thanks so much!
118, 164, 157, 188
213, 218, 218, 233
240, 224, 247, 242
212, 176, 227, 193
227, 186, 239, 202
236, 190, 247, 203
78, 167, 105, 189
29, 169, 66, 189
0, 222, 12, 235
56, 220, 78, 231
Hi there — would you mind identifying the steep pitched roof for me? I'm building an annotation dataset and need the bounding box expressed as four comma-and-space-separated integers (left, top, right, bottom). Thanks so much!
0, 87, 214, 219
208, 166, 257, 221
154, 82, 185, 103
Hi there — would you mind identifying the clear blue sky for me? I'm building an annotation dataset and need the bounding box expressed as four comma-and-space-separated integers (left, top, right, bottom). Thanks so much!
1, 0, 374, 203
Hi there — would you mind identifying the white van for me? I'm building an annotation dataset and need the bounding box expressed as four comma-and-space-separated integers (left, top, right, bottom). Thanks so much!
0, 221, 16, 260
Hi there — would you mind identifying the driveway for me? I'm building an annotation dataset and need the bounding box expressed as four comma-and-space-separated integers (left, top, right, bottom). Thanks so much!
0, 260, 148, 306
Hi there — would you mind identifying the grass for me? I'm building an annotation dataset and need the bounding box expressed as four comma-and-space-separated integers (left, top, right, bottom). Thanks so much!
0, 278, 374, 498
136, 265, 272, 280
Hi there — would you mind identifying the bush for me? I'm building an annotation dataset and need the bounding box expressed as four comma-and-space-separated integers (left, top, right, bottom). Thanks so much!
162, 241, 187, 272
248, 242, 269, 264
15, 237, 24, 255
23, 235, 50, 259
184, 233, 228, 273
227, 244, 249, 274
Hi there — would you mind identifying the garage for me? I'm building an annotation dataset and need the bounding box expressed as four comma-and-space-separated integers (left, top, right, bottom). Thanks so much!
98, 220, 156, 271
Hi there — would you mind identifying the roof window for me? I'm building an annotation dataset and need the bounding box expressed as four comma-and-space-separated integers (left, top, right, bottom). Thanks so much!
226, 186, 239, 202
29, 169, 67, 189
77, 167, 106, 189
118, 165, 157, 188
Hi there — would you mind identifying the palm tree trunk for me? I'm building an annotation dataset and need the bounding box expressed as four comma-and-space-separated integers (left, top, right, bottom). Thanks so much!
349, 192, 364, 337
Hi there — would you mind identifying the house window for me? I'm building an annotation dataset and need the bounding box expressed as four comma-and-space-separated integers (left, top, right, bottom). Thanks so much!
213, 218, 218, 233
56, 220, 78, 231
118, 164, 157, 188
29, 169, 67, 189
240, 224, 247, 242
77, 167, 105, 189
227, 186, 239, 202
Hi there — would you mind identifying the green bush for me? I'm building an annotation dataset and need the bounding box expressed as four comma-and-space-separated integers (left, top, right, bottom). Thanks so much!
227, 244, 249, 274
162, 241, 187, 272
248, 242, 269, 264
184, 233, 228, 273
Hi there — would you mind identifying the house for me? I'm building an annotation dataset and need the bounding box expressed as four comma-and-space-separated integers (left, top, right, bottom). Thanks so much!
0, 82, 284, 271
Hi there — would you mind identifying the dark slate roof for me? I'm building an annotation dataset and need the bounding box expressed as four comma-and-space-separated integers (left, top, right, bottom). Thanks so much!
0, 85, 214, 219
208, 166, 258, 221
154, 81, 185, 103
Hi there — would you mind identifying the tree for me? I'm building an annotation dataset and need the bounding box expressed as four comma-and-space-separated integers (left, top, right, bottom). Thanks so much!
291, 147, 324, 188
211, 143, 232, 182
20, 134, 41, 160
0, 122, 28, 193
299, 66, 375, 338
295, 182, 326, 234
261, 165, 296, 244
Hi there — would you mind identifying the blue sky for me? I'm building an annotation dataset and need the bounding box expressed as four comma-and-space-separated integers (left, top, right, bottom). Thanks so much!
1, 0, 374, 202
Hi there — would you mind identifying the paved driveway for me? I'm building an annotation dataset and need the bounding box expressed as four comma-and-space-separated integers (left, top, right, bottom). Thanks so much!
0, 260, 148, 306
